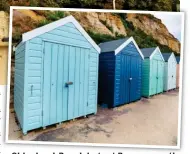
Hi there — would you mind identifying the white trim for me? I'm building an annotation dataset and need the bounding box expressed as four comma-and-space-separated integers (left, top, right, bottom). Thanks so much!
170, 52, 178, 64
166, 52, 172, 62
115, 37, 144, 59
21, 15, 101, 53
15, 41, 23, 50
150, 47, 165, 61
164, 52, 177, 63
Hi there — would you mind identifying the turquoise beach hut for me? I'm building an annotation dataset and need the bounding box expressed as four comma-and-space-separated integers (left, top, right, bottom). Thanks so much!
141, 47, 165, 97
14, 16, 100, 134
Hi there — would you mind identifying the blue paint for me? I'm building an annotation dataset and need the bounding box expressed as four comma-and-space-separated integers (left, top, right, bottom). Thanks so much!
14, 21, 99, 134
99, 41, 143, 108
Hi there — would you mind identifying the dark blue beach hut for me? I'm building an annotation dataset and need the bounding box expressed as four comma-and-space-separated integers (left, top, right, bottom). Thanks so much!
98, 37, 144, 108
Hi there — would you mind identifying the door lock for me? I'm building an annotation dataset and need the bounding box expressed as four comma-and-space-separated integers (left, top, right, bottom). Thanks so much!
129, 78, 132, 81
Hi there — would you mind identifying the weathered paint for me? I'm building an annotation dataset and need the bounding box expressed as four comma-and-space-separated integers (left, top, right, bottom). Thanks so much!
163, 53, 177, 91
0, 43, 8, 85
141, 48, 164, 97
14, 19, 99, 134
99, 41, 143, 108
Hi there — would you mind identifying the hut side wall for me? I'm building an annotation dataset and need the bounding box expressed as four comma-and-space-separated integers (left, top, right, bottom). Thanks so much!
87, 47, 99, 114
14, 42, 26, 130
164, 62, 168, 91
142, 59, 150, 97
99, 52, 115, 108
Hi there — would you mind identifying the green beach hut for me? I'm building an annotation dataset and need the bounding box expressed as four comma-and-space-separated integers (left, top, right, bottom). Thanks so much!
141, 47, 165, 97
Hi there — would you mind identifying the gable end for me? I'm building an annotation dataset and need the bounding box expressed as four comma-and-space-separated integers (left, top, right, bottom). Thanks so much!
22, 15, 100, 53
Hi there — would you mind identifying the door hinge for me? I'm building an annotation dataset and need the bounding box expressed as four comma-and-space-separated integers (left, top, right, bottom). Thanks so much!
42, 110, 43, 116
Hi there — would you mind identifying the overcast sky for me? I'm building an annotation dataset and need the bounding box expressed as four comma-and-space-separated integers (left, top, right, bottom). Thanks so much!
152, 13, 183, 42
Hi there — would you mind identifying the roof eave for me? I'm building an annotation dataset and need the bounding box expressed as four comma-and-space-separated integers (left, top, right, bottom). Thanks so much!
150, 47, 165, 61
171, 52, 177, 64
114, 37, 144, 59
22, 15, 101, 53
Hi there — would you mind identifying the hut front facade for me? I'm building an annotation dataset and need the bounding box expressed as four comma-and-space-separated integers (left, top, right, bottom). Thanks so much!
14, 16, 100, 134
141, 47, 165, 97
162, 53, 177, 91
176, 56, 180, 88
98, 37, 144, 108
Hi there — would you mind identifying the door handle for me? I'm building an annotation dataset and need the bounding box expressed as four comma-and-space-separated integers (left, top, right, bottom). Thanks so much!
129, 78, 132, 81
65, 82, 73, 87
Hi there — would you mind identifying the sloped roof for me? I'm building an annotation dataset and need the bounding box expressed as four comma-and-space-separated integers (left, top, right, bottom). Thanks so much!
20, 15, 101, 53
176, 56, 180, 64
141, 47, 157, 58
99, 38, 129, 53
141, 47, 164, 61
162, 53, 172, 62
99, 37, 144, 59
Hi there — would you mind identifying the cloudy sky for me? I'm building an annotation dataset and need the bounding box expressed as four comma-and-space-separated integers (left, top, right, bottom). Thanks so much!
152, 13, 183, 42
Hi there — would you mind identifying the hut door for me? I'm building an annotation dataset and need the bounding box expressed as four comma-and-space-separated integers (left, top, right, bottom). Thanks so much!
156, 61, 163, 93
42, 42, 89, 127
129, 56, 141, 102
172, 61, 176, 89
67, 47, 89, 120
120, 54, 130, 104
168, 61, 172, 90
120, 54, 140, 104
151, 60, 158, 95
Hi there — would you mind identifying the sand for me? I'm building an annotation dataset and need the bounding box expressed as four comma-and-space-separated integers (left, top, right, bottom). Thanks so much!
8, 90, 179, 146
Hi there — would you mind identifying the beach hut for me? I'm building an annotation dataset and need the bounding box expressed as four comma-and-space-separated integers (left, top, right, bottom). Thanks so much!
162, 53, 177, 91
0, 41, 8, 85
98, 37, 144, 108
176, 56, 180, 88
141, 47, 165, 97
14, 16, 100, 134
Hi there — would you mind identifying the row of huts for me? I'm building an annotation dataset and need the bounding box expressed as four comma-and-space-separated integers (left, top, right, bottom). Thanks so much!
99, 39, 180, 108
13, 16, 180, 134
